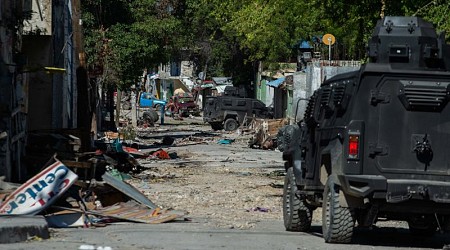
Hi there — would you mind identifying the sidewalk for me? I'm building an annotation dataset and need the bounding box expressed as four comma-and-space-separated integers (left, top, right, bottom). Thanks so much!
0, 215, 49, 244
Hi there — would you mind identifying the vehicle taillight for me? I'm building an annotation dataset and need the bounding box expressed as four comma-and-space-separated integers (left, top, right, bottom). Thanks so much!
348, 135, 359, 159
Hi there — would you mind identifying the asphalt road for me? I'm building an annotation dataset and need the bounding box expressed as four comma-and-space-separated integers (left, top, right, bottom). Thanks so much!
3, 117, 450, 249
4, 218, 450, 250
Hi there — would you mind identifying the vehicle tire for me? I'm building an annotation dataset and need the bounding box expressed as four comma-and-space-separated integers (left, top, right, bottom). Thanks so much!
283, 167, 312, 232
210, 122, 223, 131
277, 126, 287, 152
277, 124, 299, 152
408, 217, 437, 236
322, 178, 354, 243
224, 118, 239, 131
143, 110, 159, 123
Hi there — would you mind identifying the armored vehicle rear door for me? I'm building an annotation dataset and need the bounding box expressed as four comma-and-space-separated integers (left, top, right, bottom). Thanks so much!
371, 74, 450, 177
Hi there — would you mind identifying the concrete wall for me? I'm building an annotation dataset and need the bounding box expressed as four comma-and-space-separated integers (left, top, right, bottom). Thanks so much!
23, 0, 52, 35
293, 72, 308, 123
180, 61, 194, 78
292, 61, 361, 123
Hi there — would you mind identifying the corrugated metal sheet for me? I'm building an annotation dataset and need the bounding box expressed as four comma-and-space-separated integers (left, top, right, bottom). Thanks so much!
89, 200, 183, 224
102, 172, 157, 209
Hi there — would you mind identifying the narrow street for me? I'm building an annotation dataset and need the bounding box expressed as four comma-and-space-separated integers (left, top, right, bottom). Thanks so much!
3, 116, 450, 249
2, 1, 450, 250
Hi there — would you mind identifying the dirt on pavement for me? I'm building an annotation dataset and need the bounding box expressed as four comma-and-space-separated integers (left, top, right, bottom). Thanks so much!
125, 118, 300, 229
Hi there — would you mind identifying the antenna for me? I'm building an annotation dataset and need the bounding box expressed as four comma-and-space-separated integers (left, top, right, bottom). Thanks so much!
322, 34, 336, 64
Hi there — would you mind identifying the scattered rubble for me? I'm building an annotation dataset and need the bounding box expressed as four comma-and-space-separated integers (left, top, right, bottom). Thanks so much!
0, 115, 290, 233
247, 118, 288, 150
0, 131, 188, 229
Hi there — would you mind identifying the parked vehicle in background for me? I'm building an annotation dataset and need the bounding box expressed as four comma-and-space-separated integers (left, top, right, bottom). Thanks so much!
203, 86, 273, 131
166, 93, 200, 117
138, 92, 167, 109
138, 92, 167, 125
279, 16, 450, 244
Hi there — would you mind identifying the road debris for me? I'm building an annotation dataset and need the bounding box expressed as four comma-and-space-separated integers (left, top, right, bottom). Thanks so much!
248, 118, 288, 150
218, 139, 235, 144
102, 171, 157, 209
45, 210, 88, 228
84, 200, 182, 224
150, 149, 171, 159
0, 159, 78, 215
0, 111, 287, 235
0, 130, 188, 229
246, 207, 270, 213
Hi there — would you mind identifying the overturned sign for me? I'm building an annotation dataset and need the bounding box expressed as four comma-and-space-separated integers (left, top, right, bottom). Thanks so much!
0, 161, 78, 215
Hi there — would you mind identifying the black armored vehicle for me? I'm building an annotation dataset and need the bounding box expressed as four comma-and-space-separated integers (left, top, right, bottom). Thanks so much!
203, 86, 273, 131
280, 16, 450, 243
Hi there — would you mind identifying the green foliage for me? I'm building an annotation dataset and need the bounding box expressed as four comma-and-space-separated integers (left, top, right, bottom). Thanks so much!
81, 0, 450, 89
408, 0, 450, 40
82, 0, 185, 89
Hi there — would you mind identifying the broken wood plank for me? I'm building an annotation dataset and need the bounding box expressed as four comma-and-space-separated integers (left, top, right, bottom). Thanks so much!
62, 160, 92, 169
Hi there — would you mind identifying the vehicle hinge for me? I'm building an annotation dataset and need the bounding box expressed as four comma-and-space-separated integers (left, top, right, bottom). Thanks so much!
368, 143, 389, 157
370, 90, 390, 105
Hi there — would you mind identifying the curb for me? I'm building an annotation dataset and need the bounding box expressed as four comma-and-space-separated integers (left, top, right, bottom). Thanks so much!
0, 215, 49, 244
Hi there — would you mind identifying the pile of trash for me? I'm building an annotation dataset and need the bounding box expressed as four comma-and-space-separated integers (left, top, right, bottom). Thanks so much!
0, 130, 187, 228
247, 118, 288, 150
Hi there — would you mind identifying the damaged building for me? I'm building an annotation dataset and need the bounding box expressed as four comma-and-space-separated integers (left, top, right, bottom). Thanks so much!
0, 0, 93, 182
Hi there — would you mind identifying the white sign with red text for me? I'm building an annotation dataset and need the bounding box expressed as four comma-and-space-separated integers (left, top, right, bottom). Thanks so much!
0, 161, 78, 215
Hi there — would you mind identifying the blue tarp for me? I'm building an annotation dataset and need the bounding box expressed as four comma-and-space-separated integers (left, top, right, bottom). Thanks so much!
266, 77, 286, 88
299, 41, 312, 49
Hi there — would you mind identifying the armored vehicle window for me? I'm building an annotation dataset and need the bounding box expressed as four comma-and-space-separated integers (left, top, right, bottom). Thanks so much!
237, 100, 246, 106
223, 99, 232, 106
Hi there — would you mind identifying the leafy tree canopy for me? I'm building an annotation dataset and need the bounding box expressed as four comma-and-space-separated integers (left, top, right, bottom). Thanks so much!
81, 0, 450, 89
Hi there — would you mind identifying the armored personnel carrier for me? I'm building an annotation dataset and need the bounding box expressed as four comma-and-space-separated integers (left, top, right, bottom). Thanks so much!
203, 86, 273, 131
280, 16, 450, 243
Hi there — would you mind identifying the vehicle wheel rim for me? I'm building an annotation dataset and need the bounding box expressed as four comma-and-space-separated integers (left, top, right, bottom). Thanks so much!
225, 120, 237, 131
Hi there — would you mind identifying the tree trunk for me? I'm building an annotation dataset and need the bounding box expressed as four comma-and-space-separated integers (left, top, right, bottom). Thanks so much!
115, 89, 122, 128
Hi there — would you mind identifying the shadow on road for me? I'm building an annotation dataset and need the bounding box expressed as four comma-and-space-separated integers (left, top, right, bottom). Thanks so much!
308, 225, 449, 249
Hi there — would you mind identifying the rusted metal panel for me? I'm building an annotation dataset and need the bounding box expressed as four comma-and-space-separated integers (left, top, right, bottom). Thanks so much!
89, 200, 181, 224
